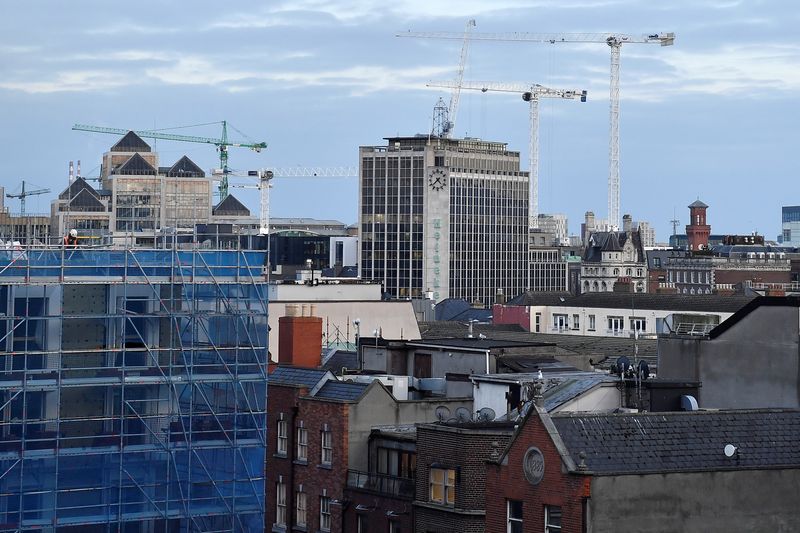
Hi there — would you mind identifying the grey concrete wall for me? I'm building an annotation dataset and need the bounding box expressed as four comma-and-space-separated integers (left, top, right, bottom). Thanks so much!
591, 469, 800, 533
658, 306, 800, 408
346, 385, 471, 471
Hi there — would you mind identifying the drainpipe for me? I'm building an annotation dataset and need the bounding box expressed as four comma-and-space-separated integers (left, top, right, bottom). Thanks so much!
485, 350, 491, 374
287, 404, 298, 531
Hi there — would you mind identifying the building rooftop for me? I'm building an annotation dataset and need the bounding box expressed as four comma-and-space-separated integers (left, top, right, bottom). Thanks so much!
407, 337, 549, 351
268, 366, 330, 389
709, 296, 800, 339
551, 408, 800, 474
506, 292, 754, 313
688, 200, 709, 208
313, 380, 370, 402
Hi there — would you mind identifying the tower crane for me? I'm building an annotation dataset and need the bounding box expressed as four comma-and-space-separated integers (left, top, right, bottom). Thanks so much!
428, 80, 586, 229
6, 180, 51, 217
226, 167, 357, 236
431, 19, 475, 138
400, 30, 675, 229
72, 121, 267, 200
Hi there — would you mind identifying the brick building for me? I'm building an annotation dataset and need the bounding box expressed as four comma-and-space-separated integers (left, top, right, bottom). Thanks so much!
485, 404, 800, 533
413, 421, 515, 533
265, 367, 471, 533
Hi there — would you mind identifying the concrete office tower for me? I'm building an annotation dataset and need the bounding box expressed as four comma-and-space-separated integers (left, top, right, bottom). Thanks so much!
0, 248, 269, 531
359, 136, 529, 304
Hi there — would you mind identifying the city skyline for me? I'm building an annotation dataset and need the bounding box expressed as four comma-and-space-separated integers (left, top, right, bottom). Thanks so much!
1, 0, 797, 240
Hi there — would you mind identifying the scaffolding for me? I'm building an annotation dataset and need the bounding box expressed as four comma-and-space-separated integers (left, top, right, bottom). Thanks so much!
0, 246, 269, 532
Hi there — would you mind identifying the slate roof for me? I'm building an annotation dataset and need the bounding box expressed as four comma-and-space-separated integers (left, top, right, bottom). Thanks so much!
552, 409, 800, 474
544, 375, 615, 411
67, 189, 105, 211
408, 338, 548, 350
506, 291, 573, 306
213, 194, 250, 216
314, 381, 370, 402
584, 231, 643, 263
268, 366, 328, 388
688, 199, 708, 208
167, 155, 205, 177
111, 131, 151, 152
114, 153, 156, 176
58, 177, 100, 201
321, 349, 359, 374
505, 292, 754, 313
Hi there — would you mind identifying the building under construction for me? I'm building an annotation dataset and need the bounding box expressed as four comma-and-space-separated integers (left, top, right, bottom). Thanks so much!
0, 246, 268, 531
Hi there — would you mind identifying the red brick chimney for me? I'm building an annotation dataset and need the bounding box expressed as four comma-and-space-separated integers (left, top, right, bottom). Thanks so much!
686, 200, 710, 251
278, 304, 323, 368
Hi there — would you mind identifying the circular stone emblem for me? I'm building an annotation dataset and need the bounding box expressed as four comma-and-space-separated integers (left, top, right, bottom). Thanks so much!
523, 446, 545, 485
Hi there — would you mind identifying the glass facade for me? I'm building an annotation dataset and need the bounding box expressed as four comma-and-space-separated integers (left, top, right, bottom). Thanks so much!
0, 248, 268, 531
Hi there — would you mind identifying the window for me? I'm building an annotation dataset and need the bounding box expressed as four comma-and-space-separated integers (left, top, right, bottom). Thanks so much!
357, 514, 366, 533
320, 495, 331, 531
535, 313, 541, 333
572, 314, 579, 330
321, 428, 333, 465
588, 315, 596, 331
377, 447, 416, 479
630, 317, 646, 333
552, 314, 568, 332
296, 424, 308, 462
295, 489, 307, 527
389, 521, 402, 533
507, 499, 523, 533
275, 482, 287, 527
277, 419, 288, 456
429, 468, 455, 506
545, 505, 562, 532
608, 316, 624, 334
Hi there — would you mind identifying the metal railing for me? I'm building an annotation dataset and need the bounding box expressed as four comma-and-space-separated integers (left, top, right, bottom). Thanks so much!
346, 470, 415, 498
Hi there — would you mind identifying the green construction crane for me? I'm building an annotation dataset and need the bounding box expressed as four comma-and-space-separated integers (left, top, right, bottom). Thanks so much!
72, 121, 267, 200
6, 180, 51, 217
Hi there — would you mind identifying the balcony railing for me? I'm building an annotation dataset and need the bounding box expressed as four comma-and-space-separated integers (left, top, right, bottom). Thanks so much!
346, 469, 415, 499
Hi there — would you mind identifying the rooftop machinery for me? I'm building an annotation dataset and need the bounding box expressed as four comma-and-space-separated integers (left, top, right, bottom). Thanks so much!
428, 80, 586, 229
400, 30, 675, 230
72, 121, 267, 200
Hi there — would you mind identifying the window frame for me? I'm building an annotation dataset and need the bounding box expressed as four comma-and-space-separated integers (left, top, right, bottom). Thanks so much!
319, 495, 331, 531
588, 314, 596, 331
276, 419, 288, 456
295, 489, 307, 527
545, 505, 562, 532
275, 481, 287, 527
429, 467, 455, 506
507, 499, 523, 533
296, 424, 308, 462
321, 428, 333, 465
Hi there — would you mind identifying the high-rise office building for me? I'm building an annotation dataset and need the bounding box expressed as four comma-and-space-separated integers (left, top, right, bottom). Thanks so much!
359, 136, 529, 304
0, 247, 268, 530
782, 206, 800, 246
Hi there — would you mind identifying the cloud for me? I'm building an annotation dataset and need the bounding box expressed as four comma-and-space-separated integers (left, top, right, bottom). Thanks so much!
0, 70, 136, 94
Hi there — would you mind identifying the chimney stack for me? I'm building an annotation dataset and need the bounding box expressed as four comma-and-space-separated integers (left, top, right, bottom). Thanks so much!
278, 304, 323, 368
622, 214, 633, 233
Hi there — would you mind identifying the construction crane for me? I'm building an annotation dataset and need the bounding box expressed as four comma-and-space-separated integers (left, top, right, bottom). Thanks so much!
5, 180, 51, 217
72, 121, 267, 200
226, 167, 357, 236
400, 30, 675, 229
430, 19, 475, 138
428, 80, 586, 229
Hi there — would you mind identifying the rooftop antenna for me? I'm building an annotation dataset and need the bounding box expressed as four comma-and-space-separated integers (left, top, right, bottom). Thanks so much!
670, 207, 680, 237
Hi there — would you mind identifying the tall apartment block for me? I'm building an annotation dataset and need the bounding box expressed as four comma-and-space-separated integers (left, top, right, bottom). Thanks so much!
0, 247, 268, 531
359, 136, 529, 304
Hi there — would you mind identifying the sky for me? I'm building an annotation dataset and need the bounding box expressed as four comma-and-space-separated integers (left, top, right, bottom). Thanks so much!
1, 0, 798, 241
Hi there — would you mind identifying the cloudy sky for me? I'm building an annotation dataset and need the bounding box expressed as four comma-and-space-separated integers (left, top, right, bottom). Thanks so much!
1, 0, 797, 240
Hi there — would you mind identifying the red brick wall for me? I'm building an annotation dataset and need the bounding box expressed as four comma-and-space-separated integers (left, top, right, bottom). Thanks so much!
715, 269, 791, 285
492, 304, 531, 331
278, 316, 323, 367
485, 412, 590, 533
343, 491, 413, 533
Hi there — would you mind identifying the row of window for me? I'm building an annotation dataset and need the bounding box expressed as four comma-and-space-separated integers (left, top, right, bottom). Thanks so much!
540, 314, 647, 333
507, 500, 562, 533
276, 419, 332, 465
583, 266, 644, 277
275, 483, 332, 531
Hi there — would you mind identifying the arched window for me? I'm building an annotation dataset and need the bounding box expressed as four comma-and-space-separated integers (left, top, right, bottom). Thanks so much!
601, 281, 608, 291
613, 268, 620, 276
583, 281, 590, 293
626, 268, 632, 276
593, 281, 599, 292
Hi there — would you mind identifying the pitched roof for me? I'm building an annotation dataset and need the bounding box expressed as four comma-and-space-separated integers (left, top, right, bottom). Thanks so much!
167, 155, 205, 177
689, 199, 708, 208
58, 176, 100, 201
584, 231, 643, 263
114, 153, 156, 176
321, 349, 358, 374
268, 366, 329, 389
213, 194, 250, 216
551, 409, 800, 474
313, 381, 370, 402
67, 188, 105, 211
111, 131, 151, 152
709, 296, 800, 339
505, 292, 754, 314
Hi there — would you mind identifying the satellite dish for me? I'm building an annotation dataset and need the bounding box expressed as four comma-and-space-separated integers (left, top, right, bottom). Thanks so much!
724, 444, 738, 458
435, 406, 451, 422
455, 407, 472, 422
477, 407, 496, 422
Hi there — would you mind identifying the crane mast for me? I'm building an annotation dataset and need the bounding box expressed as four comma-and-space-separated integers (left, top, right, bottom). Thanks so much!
444, 19, 476, 138
402, 30, 675, 229
428, 80, 586, 230
6, 180, 51, 218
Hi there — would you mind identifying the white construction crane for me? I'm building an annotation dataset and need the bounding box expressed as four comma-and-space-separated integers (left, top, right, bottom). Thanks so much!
431, 19, 476, 138
225, 167, 357, 236
400, 30, 675, 229
428, 80, 586, 229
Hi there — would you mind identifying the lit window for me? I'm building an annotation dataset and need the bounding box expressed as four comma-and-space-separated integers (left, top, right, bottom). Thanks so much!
429, 467, 455, 506
545, 505, 562, 532
277, 419, 288, 456
295, 489, 307, 527
320, 495, 331, 531
275, 482, 287, 526
507, 499, 523, 533
321, 428, 333, 465
296, 425, 308, 461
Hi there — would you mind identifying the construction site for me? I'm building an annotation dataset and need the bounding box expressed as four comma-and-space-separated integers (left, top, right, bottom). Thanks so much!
0, 247, 269, 531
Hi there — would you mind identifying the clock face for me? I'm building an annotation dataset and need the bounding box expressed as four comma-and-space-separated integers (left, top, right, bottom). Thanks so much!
428, 168, 448, 191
